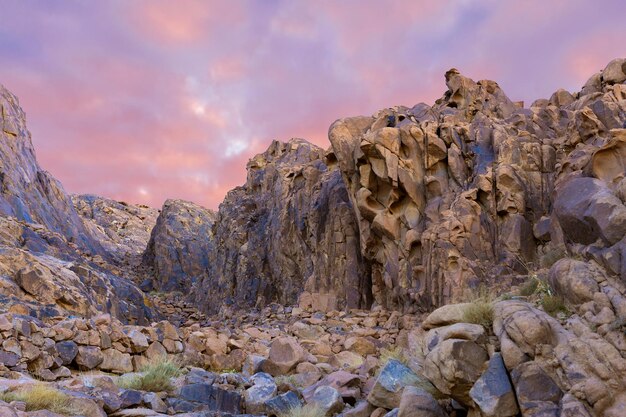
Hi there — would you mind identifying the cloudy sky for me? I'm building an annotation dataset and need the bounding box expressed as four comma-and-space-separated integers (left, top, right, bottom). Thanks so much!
1, 0, 624, 209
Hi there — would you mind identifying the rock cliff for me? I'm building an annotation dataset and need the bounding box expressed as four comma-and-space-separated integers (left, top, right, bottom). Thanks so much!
329, 58, 626, 312
0, 85, 155, 323
193, 139, 371, 314
143, 199, 216, 293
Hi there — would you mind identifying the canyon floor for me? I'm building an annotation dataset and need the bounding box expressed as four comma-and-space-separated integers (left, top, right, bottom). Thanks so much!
0, 58, 625, 417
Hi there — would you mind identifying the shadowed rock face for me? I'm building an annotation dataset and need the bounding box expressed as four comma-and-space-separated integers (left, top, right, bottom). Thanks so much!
143, 199, 217, 292
329, 59, 626, 312
0, 84, 156, 323
0, 85, 105, 256
193, 139, 371, 314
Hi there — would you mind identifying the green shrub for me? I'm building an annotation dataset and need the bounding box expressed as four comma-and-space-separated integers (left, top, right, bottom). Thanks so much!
541, 294, 569, 317
117, 356, 182, 392
0, 384, 83, 415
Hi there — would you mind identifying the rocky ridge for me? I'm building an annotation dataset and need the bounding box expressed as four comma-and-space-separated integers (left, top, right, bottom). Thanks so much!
0, 59, 624, 417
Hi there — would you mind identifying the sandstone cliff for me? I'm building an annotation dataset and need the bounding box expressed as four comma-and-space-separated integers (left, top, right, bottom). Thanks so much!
328, 58, 626, 312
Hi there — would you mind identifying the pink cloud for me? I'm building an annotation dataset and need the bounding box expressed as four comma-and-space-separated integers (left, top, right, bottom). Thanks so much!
0, 0, 624, 211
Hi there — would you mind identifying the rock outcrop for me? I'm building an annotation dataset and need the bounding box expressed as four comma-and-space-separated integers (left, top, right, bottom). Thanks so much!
194, 139, 371, 314
328, 58, 626, 311
73, 195, 158, 267
0, 84, 155, 323
142, 199, 216, 293
0, 86, 105, 256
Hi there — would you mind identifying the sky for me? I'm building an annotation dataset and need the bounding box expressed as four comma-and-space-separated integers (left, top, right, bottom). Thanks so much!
0, 0, 625, 210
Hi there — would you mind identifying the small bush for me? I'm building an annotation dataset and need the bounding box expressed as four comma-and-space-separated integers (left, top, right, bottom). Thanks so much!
462, 300, 494, 329
0, 384, 82, 415
519, 278, 539, 297
117, 356, 182, 392
541, 294, 569, 317
285, 404, 325, 417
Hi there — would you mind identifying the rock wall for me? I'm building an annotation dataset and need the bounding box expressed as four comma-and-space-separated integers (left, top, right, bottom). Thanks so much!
73, 194, 159, 267
0, 84, 155, 323
329, 59, 626, 312
0, 85, 105, 256
193, 139, 371, 314
143, 199, 216, 293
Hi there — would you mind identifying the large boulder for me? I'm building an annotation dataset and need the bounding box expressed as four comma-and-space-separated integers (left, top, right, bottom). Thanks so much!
423, 339, 488, 405
367, 359, 435, 410
469, 353, 518, 416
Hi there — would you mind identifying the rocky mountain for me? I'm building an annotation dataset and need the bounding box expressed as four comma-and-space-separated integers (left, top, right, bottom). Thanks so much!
0, 84, 156, 324
328, 62, 626, 312
0, 59, 624, 417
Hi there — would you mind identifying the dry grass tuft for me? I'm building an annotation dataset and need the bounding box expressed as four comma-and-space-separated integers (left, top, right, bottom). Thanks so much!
462, 300, 494, 329
117, 356, 182, 392
0, 384, 83, 415
284, 404, 326, 417
540, 294, 569, 317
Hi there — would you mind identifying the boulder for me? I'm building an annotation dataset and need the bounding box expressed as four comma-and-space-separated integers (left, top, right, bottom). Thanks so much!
469, 353, 518, 416
423, 339, 488, 405
397, 386, 446, 417
261, 337, 305, 376
244, 373, 277, 414
309, 386, 344, 417
75, 346, 104, 369
367, 360, 435, 410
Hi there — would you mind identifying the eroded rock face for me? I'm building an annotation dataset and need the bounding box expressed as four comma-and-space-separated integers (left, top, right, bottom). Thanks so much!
0, 84, 155, 323
143, 199, 216, 292
0, 85, 104, 256
73, 195, 158, 266
328, 60, 626, 311
194, 139, 371, 314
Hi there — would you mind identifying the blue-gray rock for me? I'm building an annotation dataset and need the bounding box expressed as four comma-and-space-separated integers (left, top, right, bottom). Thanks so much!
179, 383, 243, 414
264, 391, 302, 417
244, 373, 277, 414
469, 353, 518, 417
0, 350, 20, 367
310, 386, 344, 417
143, 199, 216, 293
120, 390, 143, 408
367, 359, 435, 409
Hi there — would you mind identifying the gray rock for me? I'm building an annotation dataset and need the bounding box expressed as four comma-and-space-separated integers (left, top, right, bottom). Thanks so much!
244, 373, 277, 414
469, 353, 518, 416
55, 340, 78, 365
367, 359, 435, 410
179, 383, 243, 414
265, 391, 302, 417
143, 199, 216, 292
310, 385, 344, 417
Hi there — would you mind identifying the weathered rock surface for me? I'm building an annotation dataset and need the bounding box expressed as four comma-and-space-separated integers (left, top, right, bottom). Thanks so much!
0, 85, 155, 323
328, 61, 626, 311
143, 199, 216, 292
73, 194, 158, 266
194, 139, 371, 314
